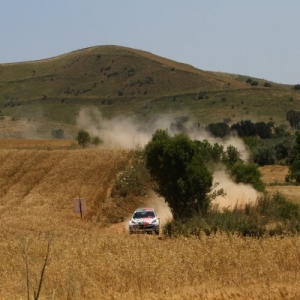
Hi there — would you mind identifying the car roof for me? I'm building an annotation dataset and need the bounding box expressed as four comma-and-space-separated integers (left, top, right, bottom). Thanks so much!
134, 208, 155, 212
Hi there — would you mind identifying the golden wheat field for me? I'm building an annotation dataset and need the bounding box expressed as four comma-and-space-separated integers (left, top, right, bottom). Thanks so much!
1, 140, 300, 299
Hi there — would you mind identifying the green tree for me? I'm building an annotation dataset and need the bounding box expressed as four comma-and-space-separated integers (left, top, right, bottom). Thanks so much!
222, 145, 241, 166
286, 154, 300, 184
229, 161, 265, 192
231, 120, 256, 137
286, 110, 300, 130
195, 140, 223, 164
206, 122, 230, 138
144, 130, 213, 220
76, 129, 91, 148
254, 122, 272, 139
253, 146, 275, 166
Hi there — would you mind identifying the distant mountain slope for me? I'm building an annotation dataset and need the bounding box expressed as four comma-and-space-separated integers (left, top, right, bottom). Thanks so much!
0, 45, 298, 133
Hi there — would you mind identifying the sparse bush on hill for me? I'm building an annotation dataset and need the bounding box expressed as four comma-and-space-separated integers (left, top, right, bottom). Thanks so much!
51, 128, 64, 139
293, 84, 300, 90
196, 92, 209, 100
76, 129, 91, 148
246, 78, 259, 86
91, 136, 102, 146
76, 130, 103, 148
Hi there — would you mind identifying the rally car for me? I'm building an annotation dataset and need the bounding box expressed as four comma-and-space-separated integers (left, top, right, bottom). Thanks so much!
129, 208, 160, 234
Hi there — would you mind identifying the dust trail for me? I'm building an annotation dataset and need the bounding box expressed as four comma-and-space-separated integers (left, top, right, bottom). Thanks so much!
76, 107, 250, 163
76, 107, 173, 148
212, 170, 259, 210
77, 108, 258, 212
143, 190, 173, 225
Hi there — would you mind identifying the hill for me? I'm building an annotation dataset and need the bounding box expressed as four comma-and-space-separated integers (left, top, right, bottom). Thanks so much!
0, 45, 299, 139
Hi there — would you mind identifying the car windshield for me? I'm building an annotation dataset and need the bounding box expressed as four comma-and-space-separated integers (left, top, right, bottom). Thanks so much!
133, 211, 155, 219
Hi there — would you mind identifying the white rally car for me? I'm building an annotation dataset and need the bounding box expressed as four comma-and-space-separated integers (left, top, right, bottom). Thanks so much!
129, 208, 160, 234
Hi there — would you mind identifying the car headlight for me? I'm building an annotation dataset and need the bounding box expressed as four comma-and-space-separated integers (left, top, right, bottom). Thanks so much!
130, 220, 136, 225
151, 218, 158, 224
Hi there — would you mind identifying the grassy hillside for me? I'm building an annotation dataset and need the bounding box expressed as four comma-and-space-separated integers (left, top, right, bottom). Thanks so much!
1, 143, 300, 299
0, 45, 299, 138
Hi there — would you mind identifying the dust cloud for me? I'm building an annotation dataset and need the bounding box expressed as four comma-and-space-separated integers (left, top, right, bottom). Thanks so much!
212, 170, 259, 210
76, 108, 169, 148
143, 190, 173, 225
76, 107, 249, 160
77, 107, 258, 212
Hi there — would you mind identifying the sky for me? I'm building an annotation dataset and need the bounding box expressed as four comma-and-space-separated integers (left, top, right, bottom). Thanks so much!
1, 1, 299, 85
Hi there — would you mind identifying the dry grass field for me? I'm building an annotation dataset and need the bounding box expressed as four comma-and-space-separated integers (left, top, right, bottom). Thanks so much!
260, 165, 300, 205
1, 141, 300, 299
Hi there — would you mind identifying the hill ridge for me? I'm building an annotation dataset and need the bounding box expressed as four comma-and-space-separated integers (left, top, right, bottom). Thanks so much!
0, 44, 297, 136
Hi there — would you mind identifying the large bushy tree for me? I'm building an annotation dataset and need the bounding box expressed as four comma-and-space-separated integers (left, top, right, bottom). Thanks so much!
144, 130, 213, 220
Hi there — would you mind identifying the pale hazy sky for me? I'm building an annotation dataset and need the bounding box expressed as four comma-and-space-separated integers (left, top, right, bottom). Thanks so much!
1, 1, 299, 84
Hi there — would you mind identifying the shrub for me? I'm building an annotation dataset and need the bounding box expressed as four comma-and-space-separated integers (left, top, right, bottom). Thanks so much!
253, 146, 275, 166
76, 129, 91, 148
91, 136, 102, 146
231, 120, 256, 137
229, 161, 265, 192
222, 145, 241, 166
112, 151, 150, 198
51, 129, 64, 139
286, 154, 300, 184
255, 122, 272, 139
206, 122, 230, 138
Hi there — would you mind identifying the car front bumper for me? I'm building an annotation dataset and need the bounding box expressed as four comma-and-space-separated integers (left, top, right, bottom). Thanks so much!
129, 224, 159, 233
